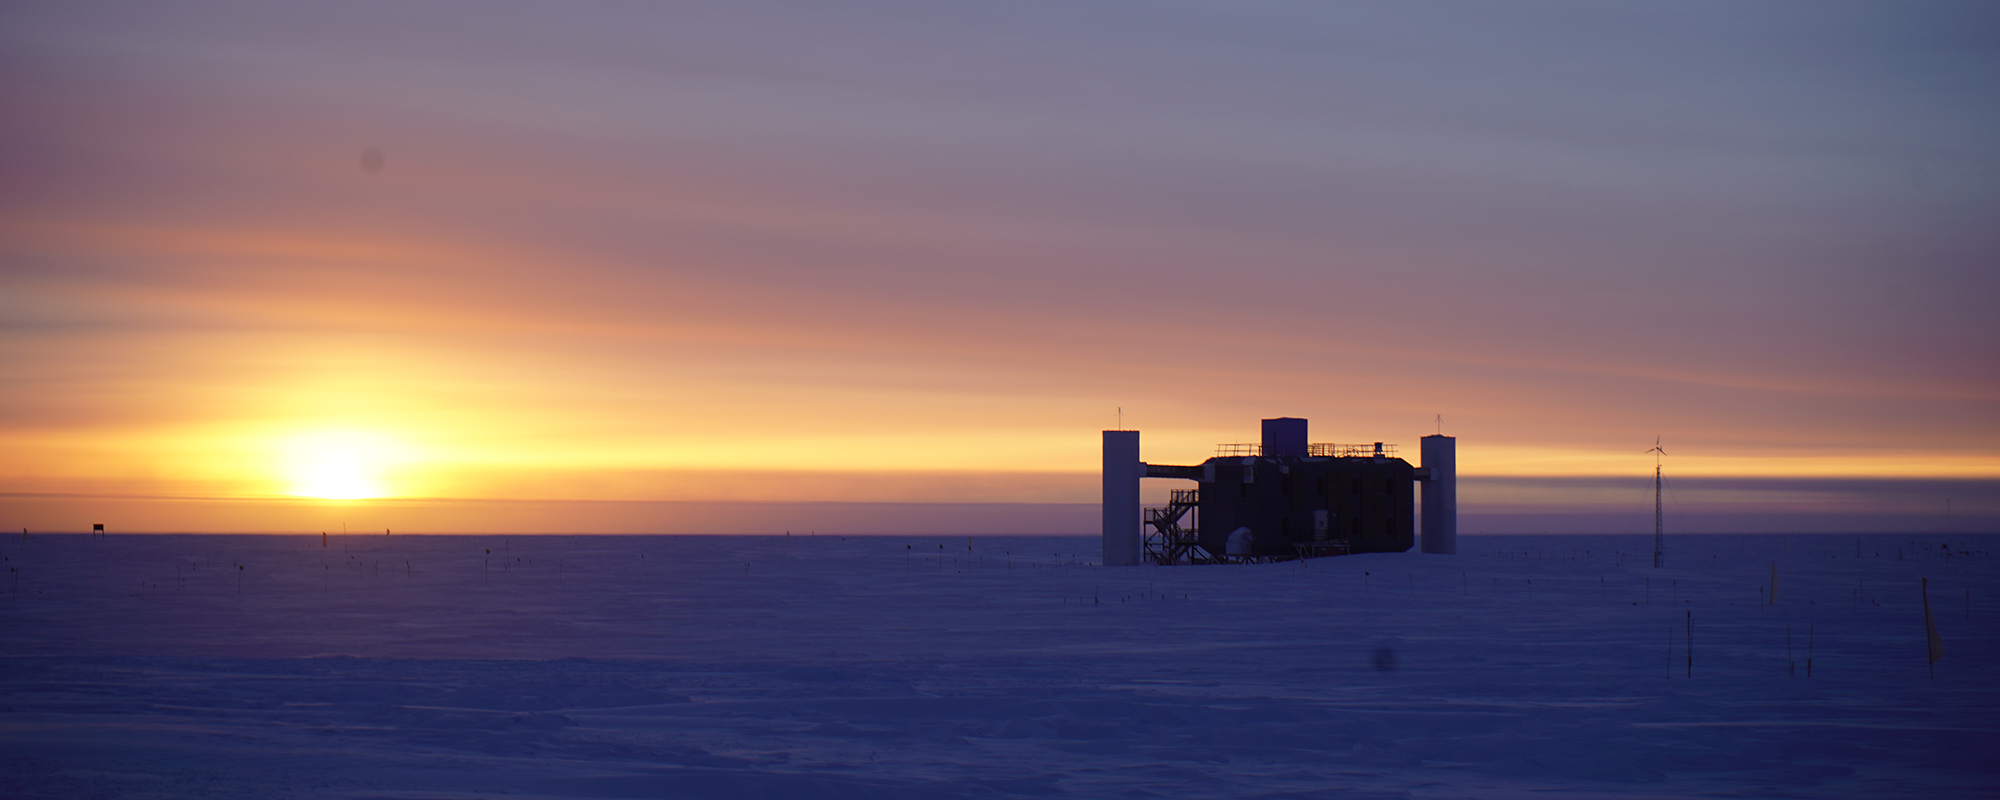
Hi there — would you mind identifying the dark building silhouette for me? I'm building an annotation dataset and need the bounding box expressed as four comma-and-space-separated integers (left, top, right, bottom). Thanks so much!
1104, 417, 1454, 565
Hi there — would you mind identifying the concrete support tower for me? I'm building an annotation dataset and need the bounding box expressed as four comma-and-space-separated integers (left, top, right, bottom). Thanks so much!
1420, 435, 1457, 554
1102, 430, 1141, 566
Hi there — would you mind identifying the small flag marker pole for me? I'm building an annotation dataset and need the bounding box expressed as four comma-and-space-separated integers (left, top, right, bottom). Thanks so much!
1786, 625, 1794, 677
1923, 577, 1945, 678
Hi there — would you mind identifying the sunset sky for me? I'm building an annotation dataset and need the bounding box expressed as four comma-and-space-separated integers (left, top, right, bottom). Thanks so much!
4, 1, 1996, 532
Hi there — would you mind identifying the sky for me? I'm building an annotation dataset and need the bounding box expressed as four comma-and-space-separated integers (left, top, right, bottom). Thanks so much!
3, 1, 1997, 532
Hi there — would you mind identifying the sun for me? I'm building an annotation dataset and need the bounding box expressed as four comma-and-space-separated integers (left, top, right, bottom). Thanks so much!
279, 430, 402, 499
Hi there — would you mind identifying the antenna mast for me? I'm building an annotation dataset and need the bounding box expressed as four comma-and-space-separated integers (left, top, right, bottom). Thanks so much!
1647, 437, 1667, 568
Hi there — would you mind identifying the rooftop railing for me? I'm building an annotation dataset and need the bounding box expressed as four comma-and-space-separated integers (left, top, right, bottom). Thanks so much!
1310, 442, 1397, 458
1213, 442, 1398, 458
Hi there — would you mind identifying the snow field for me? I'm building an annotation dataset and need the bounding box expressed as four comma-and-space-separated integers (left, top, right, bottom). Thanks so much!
0, 531, 1994, 798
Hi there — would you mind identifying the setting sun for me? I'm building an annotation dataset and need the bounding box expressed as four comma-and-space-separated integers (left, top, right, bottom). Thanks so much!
279, 431, 404, 499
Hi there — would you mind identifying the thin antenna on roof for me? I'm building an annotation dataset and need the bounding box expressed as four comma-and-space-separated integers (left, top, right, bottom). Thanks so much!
1118, 407, 1123, 431
1435, 414, 1443, 435
1646, 436, 1668, 568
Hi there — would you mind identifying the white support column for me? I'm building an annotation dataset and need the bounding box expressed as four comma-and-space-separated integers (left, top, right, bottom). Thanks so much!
1420, 435, 1457, 554
1102, 430, 1141, 566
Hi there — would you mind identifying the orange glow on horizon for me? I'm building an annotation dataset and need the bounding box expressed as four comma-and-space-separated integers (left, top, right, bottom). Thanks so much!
6, 420, 1996, 507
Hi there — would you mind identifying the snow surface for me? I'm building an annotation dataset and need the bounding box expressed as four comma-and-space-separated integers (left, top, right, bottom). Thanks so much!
1, 531, 1994, 799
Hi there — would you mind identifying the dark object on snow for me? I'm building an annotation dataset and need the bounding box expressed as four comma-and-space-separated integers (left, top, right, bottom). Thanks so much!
1372, 645, 1398, 672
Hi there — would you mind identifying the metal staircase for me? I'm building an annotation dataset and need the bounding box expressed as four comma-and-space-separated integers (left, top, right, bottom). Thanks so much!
1143, 489, 1215, 565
